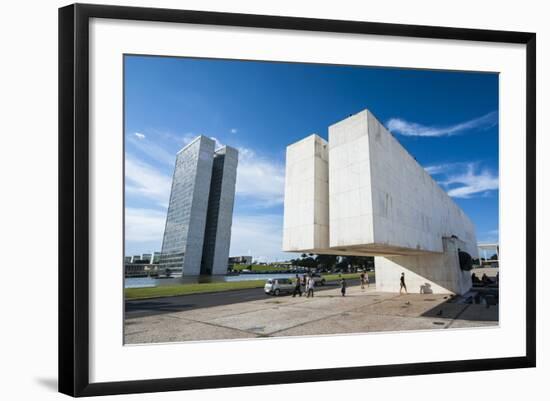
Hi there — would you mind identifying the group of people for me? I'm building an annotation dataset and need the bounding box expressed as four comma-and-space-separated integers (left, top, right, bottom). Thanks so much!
292, 274, 316, 298
471, 272, 499, 286
291, 271, 374, 298
359, 271, 370, 289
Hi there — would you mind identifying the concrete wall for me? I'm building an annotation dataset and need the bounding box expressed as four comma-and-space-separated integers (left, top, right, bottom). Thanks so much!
328, 112, 374, 249
375, 237, 472, 294
365, 110, 478, 257
328, 110, 478, 257
282, 134, 329, 252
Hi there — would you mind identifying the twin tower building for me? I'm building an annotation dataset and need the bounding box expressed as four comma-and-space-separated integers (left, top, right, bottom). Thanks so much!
160, 136, 238, 276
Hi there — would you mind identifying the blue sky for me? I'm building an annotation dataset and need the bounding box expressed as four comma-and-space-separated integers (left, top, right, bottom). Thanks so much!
124, 55, 499, 261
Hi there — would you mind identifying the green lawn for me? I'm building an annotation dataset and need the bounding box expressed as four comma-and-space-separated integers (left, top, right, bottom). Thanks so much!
231, 264, 289, 272
125, 271, 374, 300
125, 280, 266, 300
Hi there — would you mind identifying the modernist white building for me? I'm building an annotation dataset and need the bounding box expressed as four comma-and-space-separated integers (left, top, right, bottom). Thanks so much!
283, 109, 478, 295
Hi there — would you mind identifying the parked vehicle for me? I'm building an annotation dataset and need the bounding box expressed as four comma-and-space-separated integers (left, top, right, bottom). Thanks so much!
310, 273, 326, 286
264, 278, 295, 296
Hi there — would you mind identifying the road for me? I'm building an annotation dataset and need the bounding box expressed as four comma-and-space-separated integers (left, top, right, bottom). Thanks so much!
125, 280, 364, 319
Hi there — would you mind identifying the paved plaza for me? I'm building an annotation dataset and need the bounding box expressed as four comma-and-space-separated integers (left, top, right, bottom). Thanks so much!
125, 284, 498, 344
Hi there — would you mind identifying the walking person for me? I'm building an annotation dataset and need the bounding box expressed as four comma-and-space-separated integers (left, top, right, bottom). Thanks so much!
360, 272, 365, 290
292, 274, 302, 297
306, 275, 315, 298
400, 272, 408, 294
340, 277, 347, 296
364, 271, 370, 288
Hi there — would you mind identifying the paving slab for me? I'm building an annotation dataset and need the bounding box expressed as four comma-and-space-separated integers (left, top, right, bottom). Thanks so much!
172, 301, 273, 322
125, 314, 256, 344
272, 311, 453, 337
209, 305, 338, 336
450, 304, 499, 323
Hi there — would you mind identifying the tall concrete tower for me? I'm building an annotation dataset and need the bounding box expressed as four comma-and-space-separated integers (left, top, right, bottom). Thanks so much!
160, 136, 238, 276
201, 146, 239, 275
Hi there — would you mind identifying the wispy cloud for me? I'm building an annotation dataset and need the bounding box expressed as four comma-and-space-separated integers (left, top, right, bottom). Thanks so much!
127, 132, 226, 166
230, 128, 238, 134
425, 162, 499, 199
387, 111, 498, 137
235, 147, 285, 207
210, 136, 223, 149
424, 163, 456, 175
127, 135, 175, 166
125, 156, 172, 208
125, 207, 166, 243
230, 214, 294, 262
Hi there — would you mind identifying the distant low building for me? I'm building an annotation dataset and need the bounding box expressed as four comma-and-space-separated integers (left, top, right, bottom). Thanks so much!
151, 251, 161, 264
124, 251, 162, 277
124, 263, 159, 277
228, 256, 253, 265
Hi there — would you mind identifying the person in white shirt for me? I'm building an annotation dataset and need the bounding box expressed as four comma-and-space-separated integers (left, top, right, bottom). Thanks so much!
306, 275, 315, 298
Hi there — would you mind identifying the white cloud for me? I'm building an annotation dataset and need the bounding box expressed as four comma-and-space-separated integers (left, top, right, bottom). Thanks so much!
235, 147, 285, 207
127, 135, 175, 166
134, 132, 145, 140
387, 111, 498, 137
125, 156, 172, 207
424, 163, 454, 175
230, 128, 238, 134
210, 136, 223, 149
424, 162, 499, 199
443, 163, 499, 199
230, 214, 296, 262
125, 208, 166, 243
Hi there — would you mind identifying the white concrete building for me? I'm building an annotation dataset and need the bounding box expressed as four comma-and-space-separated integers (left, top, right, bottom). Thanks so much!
282, 135, 329, 252
283, 109, 478, 294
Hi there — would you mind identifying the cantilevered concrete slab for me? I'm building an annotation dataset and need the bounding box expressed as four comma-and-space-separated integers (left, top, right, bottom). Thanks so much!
282, 109, 479, 294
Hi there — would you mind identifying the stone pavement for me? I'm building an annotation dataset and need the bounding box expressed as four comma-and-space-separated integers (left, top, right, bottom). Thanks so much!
124, 285, 498, 344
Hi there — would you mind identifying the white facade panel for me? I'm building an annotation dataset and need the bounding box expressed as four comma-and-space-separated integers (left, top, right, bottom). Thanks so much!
282, 134, 329, 252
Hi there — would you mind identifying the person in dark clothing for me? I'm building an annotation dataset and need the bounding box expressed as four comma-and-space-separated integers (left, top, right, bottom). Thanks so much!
400, 272, 407, 294
481, 273, 493, 286
340, 278, 347, 296
360, 272, 365, 290
292, 274, 302, 297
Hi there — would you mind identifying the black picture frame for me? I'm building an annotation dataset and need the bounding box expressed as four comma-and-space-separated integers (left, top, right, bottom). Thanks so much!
59, 3, 536, 397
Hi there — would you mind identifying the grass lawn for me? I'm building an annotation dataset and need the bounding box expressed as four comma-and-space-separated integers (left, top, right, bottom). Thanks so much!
125, 280, 266, 300
231, 264, 289, 272
125, 272, 375, 300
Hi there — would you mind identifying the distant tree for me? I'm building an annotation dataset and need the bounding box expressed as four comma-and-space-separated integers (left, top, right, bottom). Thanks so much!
490, 254, 498, 260
315, 254, 337, 269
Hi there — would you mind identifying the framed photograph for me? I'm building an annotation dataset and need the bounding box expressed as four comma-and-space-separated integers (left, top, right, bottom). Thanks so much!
58, 3, 536, 397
